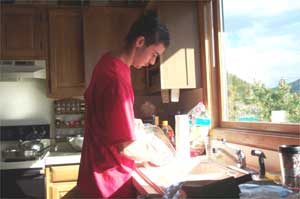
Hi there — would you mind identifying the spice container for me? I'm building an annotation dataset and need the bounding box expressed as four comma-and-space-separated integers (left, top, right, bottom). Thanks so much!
54, 98, 85, 138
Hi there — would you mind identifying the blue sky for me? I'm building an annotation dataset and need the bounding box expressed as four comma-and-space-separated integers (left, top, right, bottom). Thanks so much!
222, 0, 300, 88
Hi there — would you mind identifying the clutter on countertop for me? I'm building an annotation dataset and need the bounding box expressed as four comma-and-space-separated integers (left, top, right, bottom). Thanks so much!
187, 102, 211, 157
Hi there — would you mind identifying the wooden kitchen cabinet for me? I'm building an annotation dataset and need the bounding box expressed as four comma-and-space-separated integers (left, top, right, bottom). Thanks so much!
48, 8, 85, 98
83, 6, 142, 86
158, 2, 200, 89
45, 164, 79, 199
0, 6, 47, 59
144, 58, 161, 93
132, 57, 161, 95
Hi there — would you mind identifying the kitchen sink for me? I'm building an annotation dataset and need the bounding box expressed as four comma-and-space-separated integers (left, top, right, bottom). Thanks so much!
136, 157, 253, 192
136, 162, 294, 199
185, 160, 252, 182
50, 140, 79, 153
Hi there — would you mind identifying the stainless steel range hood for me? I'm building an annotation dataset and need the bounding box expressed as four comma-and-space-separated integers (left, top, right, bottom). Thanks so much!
0, 60, 46, 81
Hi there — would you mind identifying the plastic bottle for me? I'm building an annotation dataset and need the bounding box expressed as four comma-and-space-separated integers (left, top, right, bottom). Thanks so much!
188, 102, 211, 157
189, 118, 210, 157
161, 120, 175, 146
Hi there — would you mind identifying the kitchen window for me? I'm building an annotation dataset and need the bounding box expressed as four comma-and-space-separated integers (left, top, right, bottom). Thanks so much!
202, 0, 299, 143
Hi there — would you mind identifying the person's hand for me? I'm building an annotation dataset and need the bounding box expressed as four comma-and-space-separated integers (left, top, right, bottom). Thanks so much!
122, 118, 174, 166
134, 118, 146, 139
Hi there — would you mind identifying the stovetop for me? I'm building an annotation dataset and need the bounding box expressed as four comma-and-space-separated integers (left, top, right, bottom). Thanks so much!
0, 124, 50, 169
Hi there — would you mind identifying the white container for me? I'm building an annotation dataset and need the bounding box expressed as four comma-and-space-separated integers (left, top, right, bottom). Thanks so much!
271, 110, 287, 123
175, 114, 190, 161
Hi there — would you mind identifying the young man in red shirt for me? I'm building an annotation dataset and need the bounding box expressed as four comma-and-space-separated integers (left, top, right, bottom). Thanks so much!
77, 10, 170, 198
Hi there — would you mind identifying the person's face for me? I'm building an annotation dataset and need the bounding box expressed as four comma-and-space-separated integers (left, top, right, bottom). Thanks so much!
132, 37, 166, 69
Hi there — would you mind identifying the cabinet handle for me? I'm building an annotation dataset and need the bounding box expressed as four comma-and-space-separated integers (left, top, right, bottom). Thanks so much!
185, 48, 189, 86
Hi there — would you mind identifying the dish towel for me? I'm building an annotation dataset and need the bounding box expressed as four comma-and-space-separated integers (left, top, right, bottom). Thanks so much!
239, 184, 296, 199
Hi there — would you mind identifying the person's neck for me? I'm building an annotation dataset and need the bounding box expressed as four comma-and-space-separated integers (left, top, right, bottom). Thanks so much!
111, 47, 134, 67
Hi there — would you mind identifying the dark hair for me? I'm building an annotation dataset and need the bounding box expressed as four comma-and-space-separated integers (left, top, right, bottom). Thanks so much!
126, 10, 170, 48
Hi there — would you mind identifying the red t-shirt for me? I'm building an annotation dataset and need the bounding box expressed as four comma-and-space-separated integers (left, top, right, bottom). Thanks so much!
77, 53, 137, 198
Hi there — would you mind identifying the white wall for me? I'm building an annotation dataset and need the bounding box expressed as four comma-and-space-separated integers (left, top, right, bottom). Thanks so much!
0, 79, 53, 126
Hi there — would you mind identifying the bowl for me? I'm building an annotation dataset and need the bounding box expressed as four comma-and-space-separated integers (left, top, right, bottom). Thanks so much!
67, 135, 84, 151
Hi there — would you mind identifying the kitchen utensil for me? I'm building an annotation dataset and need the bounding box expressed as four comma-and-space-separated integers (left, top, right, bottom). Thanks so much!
20, 140, 44, 152
2, 141, 49, 161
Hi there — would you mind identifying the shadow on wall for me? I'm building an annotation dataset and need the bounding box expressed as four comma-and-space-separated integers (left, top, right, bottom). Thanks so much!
134, 88, 202, 128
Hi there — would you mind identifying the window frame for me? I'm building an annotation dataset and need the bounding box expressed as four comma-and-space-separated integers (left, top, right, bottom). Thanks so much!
198, 0, 299, 150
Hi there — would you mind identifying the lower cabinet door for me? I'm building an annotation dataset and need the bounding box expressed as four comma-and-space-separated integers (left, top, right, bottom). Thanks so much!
46, 165, 79, 199
50, 181, 77, 199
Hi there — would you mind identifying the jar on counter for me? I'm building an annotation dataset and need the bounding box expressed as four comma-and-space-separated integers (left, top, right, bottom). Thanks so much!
279, 145, 300, 191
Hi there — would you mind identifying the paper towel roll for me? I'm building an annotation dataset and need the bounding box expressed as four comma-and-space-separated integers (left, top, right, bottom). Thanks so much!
175, 114, 190, 160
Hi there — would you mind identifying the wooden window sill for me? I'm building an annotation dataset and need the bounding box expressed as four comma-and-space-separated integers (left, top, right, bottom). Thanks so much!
210, 128, 299, 151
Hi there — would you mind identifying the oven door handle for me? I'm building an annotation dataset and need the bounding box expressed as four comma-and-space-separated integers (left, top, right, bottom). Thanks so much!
21, 169, 44, 179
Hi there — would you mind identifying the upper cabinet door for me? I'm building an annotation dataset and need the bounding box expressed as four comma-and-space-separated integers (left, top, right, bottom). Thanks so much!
48, 8, 85, 98
1, 6, 47, 59
83, 7, 142, 86
159, 2, 200, 89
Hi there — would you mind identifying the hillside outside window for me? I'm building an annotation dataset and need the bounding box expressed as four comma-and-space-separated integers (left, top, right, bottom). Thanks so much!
217, 0, 300, 128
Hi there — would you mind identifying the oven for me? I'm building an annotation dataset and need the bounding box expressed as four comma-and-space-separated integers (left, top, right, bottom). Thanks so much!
0, 124, 50, 199
1, 167, 45, 198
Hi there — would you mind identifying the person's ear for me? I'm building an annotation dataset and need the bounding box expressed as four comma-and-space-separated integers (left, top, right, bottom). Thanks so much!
135, 36, 145, 48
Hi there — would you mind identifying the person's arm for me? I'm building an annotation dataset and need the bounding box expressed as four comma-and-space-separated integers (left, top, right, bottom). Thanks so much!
117, 119, 152, 163
119, 119, 173, 166
99, 78, 172, 166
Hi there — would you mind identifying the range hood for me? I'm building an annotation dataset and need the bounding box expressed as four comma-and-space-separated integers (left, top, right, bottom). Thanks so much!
0, 60, 46, 81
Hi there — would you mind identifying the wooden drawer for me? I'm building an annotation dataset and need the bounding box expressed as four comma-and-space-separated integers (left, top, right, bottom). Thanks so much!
50, 181, 77, 199
50, 165, 79, 182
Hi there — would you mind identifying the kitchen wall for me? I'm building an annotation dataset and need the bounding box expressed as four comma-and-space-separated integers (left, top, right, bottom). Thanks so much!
0, 79, 54, 129
0, 77, 202, 135
134, 88, 203, 128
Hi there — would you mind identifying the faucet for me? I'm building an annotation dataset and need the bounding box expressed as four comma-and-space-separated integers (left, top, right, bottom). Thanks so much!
251, 149, 266, 178
213, 139, 246, 169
